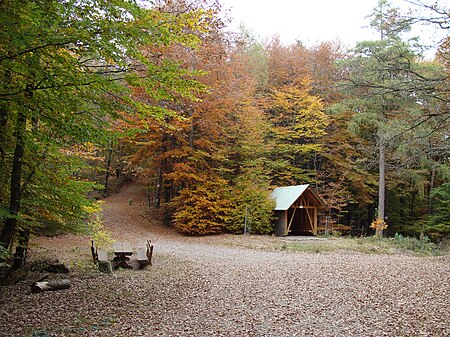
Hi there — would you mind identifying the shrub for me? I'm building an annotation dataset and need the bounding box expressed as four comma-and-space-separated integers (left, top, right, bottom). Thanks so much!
0, 243, 11, 268
225, 171, 275, 235
89, 214, 114, 249
392, 233, 438, 253
171, 178, 233, 235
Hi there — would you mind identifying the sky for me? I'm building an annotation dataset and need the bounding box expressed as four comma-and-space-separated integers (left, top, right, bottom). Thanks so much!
219, 0, 444, 50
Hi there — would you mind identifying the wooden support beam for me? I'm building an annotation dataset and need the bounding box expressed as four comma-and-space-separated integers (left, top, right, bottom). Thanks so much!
286, 208, 297, 235
313, 207, 317, 235
305, 207, 313, 233
283, 210, 288, 236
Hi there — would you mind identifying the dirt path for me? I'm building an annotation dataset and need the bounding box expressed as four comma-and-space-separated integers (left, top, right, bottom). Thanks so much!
99, 183, 282, 255
100, 182, 176, 243
0, 183, 449, 336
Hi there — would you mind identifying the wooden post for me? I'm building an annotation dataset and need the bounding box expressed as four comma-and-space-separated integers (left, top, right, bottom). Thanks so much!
313, 207, 317, 235
286, 208, 297, 235
305, 208, 313, 233
284, 210, 288, 236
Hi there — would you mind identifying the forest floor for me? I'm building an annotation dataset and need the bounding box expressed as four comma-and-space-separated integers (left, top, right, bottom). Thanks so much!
0, 183, 449, 336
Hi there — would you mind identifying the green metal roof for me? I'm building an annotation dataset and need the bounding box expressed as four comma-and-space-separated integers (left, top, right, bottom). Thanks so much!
271, 185, 309, 210
270, 184, 324, 211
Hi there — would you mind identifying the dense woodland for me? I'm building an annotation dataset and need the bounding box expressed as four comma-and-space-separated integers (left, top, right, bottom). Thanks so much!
0, 0, 448, 267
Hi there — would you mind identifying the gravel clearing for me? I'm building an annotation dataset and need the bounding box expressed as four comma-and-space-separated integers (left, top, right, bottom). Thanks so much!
0, 184, 449, 336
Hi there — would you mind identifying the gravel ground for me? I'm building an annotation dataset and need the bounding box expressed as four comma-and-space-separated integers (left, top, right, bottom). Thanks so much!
0, 184, 449, 336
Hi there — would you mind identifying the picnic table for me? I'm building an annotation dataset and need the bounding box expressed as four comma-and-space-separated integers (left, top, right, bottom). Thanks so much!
113, 241, 133, 269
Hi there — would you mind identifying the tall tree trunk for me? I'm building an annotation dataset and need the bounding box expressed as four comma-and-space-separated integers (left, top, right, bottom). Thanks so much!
0, 67, 11, 205
0, 66, 11, 162
12, 226, 30, 269
1, 110, 26, 249
189, 109, 194, 149
104, 141, 113, 191
0, 103, 7, 161
428, 166, 435, 215
377, 132, 386, 237
410, 188, 416, 218
0, 103, 8, 206
155, 166, 162, 208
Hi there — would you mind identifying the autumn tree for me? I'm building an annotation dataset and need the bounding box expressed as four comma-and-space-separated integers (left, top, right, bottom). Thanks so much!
264, 80, 328, 186
115, 1, 240, 234
224, 96, 275, 234
0, 0, 209, 265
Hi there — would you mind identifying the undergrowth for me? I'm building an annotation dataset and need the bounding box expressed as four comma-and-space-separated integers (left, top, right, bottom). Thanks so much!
279, 234, 444, 256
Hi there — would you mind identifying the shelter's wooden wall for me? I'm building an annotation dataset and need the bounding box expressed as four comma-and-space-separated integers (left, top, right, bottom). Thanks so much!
275, 210, 287, 236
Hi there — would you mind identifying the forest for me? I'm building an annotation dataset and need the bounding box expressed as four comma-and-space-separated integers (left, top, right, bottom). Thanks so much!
0, 0, 449, 268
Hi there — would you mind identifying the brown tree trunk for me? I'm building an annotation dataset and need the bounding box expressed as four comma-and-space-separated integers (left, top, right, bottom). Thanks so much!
0, 104, 7, 160
104, 141, 113, 191
0, 66, 11, 162
428, 166, 435, 215
155, 166, 162, 208
1, 110, 26, 249
12, 226, 30, 269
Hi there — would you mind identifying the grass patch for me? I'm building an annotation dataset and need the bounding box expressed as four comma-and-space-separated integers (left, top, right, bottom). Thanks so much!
279, 234, 445, 256
280, 242, 336, 254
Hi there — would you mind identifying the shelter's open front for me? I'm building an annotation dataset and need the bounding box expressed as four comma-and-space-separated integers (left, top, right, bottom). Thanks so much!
271, 185, 325, 236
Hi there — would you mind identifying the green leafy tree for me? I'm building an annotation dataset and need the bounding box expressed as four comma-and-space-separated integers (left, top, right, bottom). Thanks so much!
337, 0, 448, 236
227, 169, 275, 234
427, 182, 450, 238
225, 98, 275, 234
0, 0, 209, 265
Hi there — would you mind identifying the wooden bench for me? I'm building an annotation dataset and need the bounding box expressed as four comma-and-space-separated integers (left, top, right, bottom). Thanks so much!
91, 240, 109, 263
97, 249, 108, 262
96, 248, 112, 273
137, 240, 154, 269
90, 241, 112, 273
137, 247, 148, 269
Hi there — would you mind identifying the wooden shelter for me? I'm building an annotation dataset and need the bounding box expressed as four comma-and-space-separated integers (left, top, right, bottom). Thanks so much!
271, 185, 325, 236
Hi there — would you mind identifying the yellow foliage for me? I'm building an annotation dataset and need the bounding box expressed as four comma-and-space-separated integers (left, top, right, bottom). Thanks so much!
370, 218, 388, 237
82, 201, 104, 214
89, 214, 114, 249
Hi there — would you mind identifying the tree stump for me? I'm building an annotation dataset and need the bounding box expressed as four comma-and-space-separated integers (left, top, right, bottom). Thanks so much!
98, 260, 112, 273
31, 279, 71, 293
